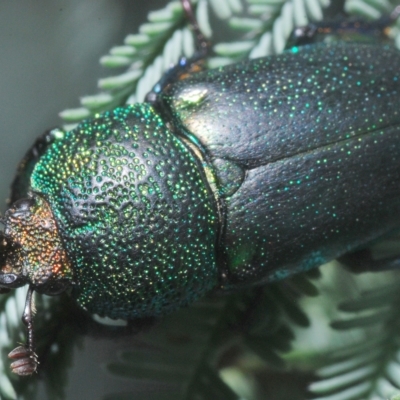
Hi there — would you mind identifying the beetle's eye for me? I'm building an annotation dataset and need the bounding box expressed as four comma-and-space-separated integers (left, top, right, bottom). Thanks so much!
0, 273, 26, 289
0, 231, 23, 285
0, 233, 27, 289
0, 273, 19, 285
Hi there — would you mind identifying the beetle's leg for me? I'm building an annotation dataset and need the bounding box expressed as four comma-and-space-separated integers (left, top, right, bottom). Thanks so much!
8, 285, 38, 375
145, 0, 211, 104
10, 128, 65, 204
287, 6, 400, 48
339, 249, 400, 273
181, 0, 210, 57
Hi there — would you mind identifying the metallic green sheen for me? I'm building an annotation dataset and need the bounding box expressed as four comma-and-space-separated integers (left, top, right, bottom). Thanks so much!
30, 104, 219, 319
162, 42, 400, 285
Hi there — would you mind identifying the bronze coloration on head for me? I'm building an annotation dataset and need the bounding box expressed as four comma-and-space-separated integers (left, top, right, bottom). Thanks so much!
0, 194, 73, 375
1, 195, 73, 294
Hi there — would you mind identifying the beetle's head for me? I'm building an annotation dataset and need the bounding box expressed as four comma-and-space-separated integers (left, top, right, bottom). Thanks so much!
0, 195, 73, 296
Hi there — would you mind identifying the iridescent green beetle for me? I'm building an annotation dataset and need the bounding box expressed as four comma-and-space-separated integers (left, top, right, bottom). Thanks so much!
2, 0, 400, 375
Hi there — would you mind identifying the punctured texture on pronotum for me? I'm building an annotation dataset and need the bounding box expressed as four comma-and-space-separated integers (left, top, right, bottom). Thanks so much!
31, 104, 219, 318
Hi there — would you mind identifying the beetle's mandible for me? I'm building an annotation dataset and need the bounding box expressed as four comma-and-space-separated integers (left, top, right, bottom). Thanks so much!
2, 0, 400, 376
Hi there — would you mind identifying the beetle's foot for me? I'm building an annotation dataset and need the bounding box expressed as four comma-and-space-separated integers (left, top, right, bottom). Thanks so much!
8, 345, 38, 375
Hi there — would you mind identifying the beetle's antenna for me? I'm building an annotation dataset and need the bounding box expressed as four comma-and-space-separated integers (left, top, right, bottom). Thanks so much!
180, 0, 211, 57
8, 285, 38, 375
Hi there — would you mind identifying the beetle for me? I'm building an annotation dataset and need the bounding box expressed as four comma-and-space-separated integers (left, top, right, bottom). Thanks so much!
2, 0, 400, 376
